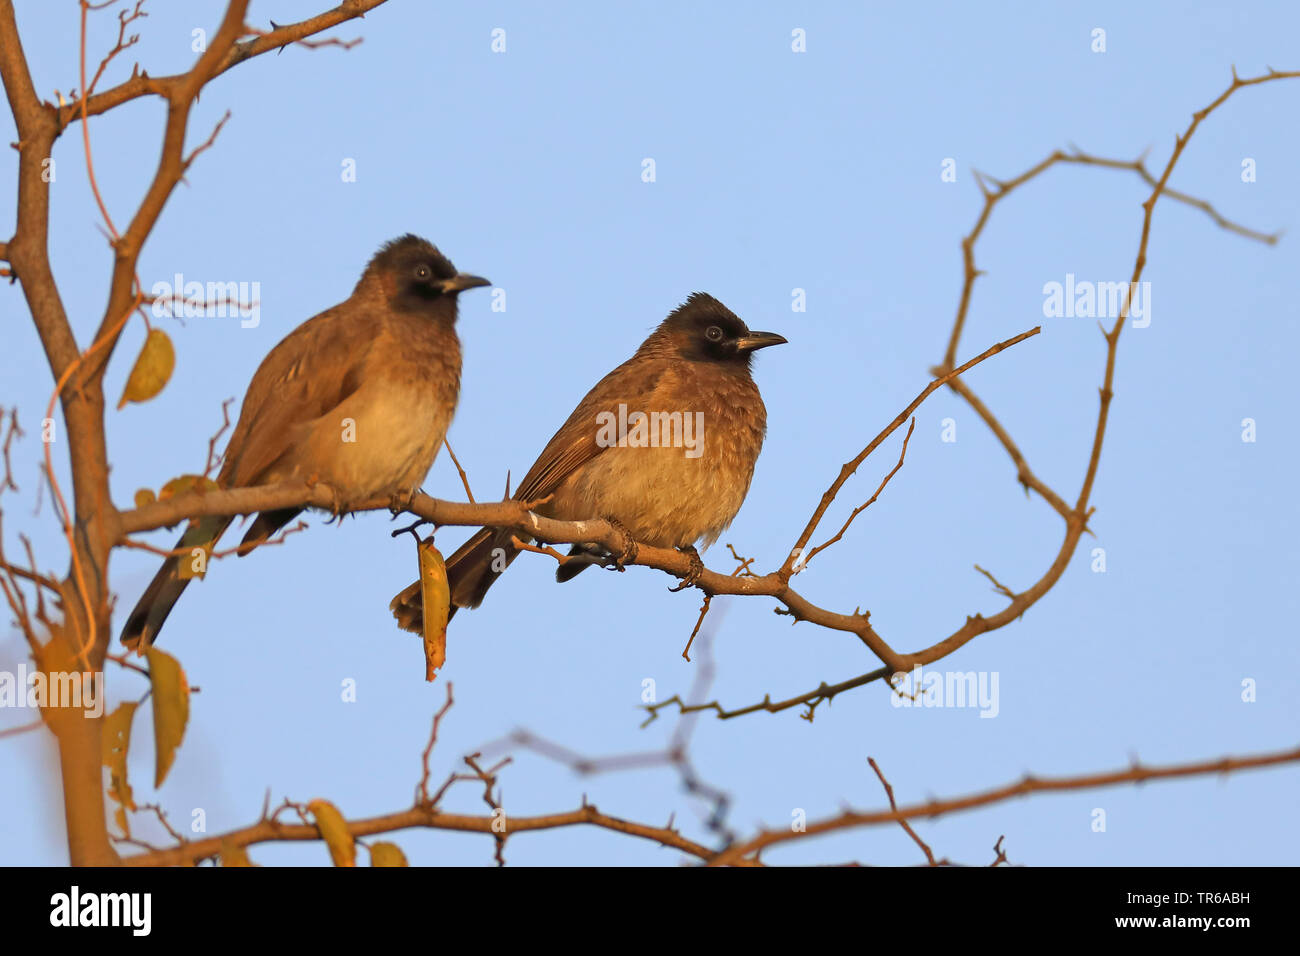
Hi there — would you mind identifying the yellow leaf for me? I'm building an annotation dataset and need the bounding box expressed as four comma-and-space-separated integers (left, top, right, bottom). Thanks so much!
133, 488, 157, 508
308, 799, 356, 867
220, 842, 256, 867
158, 474, 220, 500
368, 842, 408, 867
102, 701, 139, 838
146, 647, 190, 788
418, 537, 449, 682
117, 328, 175, 409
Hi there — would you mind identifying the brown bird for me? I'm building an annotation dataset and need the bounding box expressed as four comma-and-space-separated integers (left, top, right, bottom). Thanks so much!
390, 292, 785, 632
121, 234, 489, 648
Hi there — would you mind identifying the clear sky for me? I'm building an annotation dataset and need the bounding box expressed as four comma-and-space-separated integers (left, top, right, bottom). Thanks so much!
1, 1, 1297, 866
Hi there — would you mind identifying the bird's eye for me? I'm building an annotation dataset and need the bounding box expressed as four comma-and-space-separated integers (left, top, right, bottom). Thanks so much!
414, 264, 432, 280
705, 325, 724, 342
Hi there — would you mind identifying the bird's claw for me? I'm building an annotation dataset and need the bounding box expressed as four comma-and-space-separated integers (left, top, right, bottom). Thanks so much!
388, 487, 418, 517
604, 516, 638, 571
668, 545, 704, 592
307, 475, 346, 520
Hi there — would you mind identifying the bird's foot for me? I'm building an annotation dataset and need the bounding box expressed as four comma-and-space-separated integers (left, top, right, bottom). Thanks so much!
388, 487, 419, 517
306, 474, 346, 520
668, 545, 704, 592
604, 516, 638, 571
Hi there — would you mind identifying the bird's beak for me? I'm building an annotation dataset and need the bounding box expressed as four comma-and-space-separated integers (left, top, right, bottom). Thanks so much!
440, 273, 491, 294
735, 331, 788, 352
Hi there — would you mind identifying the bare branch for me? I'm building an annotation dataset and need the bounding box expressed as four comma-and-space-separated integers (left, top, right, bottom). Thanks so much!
58, 0, 392, 127
708, 743, 1300, 865
869, 757, 944, 866
801, 417, 916, 569
442, 438, 475, 503
782, 328, 1040, 580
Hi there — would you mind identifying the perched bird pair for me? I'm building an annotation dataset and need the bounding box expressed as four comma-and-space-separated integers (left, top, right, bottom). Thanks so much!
121, 235, 785, 648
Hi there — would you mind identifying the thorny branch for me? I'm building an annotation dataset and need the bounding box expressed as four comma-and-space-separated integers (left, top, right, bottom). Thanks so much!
116, 682, 1300, 867
707, 743, 1300, 866
476, 620, 738, 849
643, 67, 1300, 723
120, 681, 733, 867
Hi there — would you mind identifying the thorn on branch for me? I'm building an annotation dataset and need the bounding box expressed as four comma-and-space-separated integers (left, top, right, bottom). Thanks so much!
973, 564, 1016, 601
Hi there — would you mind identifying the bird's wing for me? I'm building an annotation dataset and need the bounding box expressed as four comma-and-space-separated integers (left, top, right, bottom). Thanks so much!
219, 304, 375, 487
513, 355, 669, 502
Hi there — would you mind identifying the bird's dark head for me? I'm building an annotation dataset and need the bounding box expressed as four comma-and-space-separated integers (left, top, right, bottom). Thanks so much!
654, 292, 787, 367
361, 234, 490, 315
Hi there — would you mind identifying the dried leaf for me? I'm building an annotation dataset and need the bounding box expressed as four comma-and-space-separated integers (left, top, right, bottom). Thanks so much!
368, 842, 408, 867
418, 537, 449, 682
308, 799, 356, 867
158, 474, 220, 500
146, 647, 190, 787
102, 701, 139, 837
117, 328, 175, 409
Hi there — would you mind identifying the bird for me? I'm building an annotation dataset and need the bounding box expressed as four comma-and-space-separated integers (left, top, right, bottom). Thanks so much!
389, 292, 785, 633
120, 234, 489, 649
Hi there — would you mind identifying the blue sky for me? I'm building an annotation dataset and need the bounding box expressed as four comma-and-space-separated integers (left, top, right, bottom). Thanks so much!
1, 1, 1297, 865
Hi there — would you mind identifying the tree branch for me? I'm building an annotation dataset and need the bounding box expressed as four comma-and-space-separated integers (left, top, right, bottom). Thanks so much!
708, 743, 1300, 865
57, 0, 391, 127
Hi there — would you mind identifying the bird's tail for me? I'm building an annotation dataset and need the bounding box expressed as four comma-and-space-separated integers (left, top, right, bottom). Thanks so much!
389, 526, 519, 633
237, 507, 301, 553
119, 515, 233, 650
554, 543, 608, 582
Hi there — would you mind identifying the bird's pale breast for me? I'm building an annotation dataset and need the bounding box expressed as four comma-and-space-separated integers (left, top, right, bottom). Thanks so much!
261, 313, 461, 501
541, 362, 765, 549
